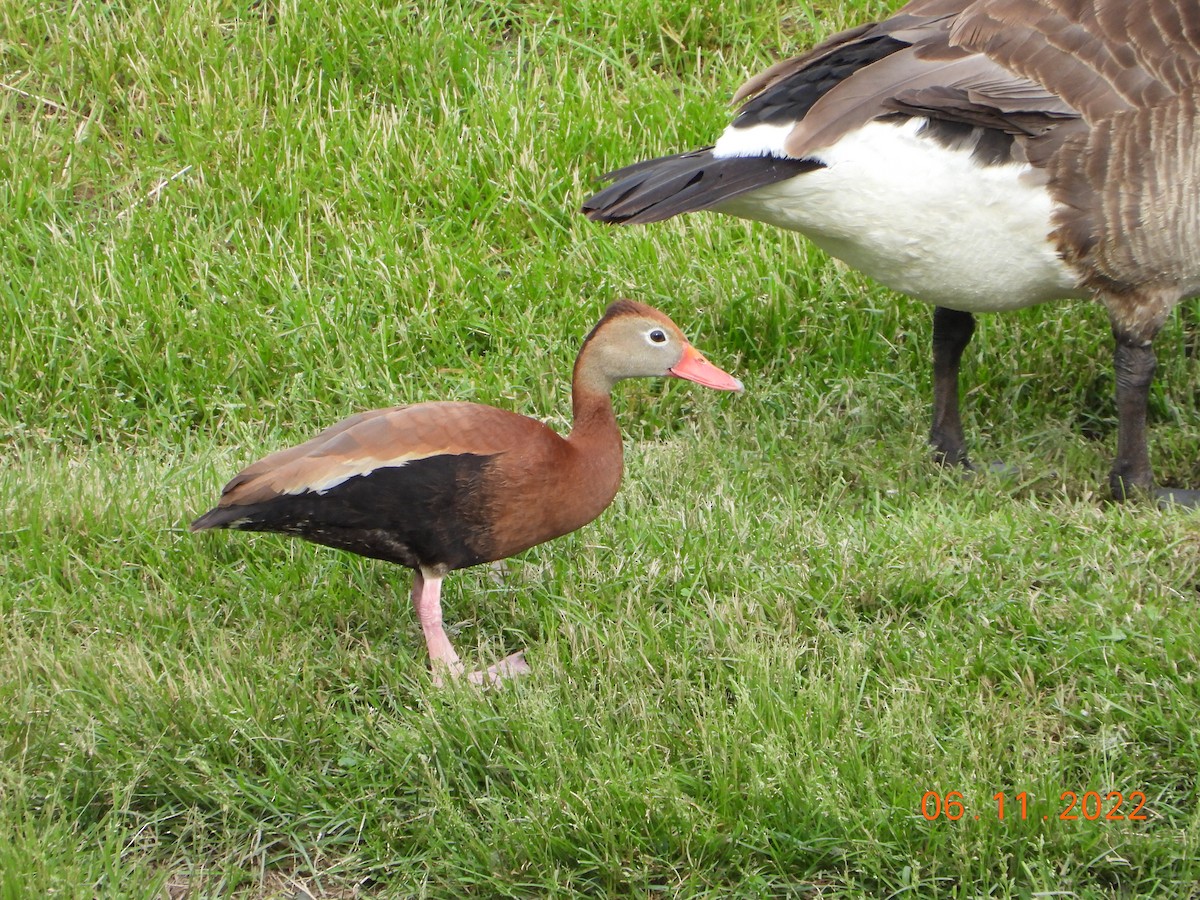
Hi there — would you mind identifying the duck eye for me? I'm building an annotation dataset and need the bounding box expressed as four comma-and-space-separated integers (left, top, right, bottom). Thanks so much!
649, 329, 667, 344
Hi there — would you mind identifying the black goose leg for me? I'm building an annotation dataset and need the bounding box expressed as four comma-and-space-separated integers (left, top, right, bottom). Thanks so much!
930, 306, 976, 468
1109, 321, 1200, 507
1109, 332, 1156, 500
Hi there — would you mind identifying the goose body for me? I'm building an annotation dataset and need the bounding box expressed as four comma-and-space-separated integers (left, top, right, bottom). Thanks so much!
583, 0, 1200, 503
715, 117, 1086, 311
192, 301, 742, 685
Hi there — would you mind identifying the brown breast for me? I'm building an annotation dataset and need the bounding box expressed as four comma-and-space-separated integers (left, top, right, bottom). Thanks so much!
479, 418, 624, 561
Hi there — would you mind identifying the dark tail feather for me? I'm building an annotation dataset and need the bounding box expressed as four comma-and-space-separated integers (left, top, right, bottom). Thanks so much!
581, 149, 820, 225
190, 505, 252, 532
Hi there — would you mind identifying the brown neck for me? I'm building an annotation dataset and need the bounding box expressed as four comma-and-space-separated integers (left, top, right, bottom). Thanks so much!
567, 351, 621, 449
564, 344, 624, 508
568, 383, 619, 442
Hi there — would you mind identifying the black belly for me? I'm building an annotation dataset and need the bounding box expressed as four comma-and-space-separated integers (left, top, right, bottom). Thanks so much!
215, 453, 498, 572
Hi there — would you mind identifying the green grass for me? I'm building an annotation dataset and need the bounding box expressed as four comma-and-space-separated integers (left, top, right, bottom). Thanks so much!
3, 0, 1200, 896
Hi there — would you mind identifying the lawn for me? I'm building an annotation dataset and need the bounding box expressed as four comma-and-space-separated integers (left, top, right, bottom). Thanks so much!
2, 0, 1199, 896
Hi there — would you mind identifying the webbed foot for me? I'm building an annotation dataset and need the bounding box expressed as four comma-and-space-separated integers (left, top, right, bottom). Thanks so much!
467, 650, 531, 687
1153, 487, 1200, 509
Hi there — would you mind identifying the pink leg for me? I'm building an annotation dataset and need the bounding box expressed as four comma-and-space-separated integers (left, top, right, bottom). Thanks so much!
411, 567, 533, 688
411, 569, 463, 687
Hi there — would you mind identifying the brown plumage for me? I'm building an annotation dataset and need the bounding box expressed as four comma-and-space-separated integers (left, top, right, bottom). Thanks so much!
583, 0, 1200, 505
192, 301, 742, 686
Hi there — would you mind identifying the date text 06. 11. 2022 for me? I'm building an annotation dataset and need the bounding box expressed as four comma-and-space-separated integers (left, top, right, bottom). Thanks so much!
921, 790, 1149, 822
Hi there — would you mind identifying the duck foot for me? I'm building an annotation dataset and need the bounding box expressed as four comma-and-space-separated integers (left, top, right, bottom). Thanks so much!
428, 651, 531, 688
467, 650, 531, 687
1154, 487, 1200, 509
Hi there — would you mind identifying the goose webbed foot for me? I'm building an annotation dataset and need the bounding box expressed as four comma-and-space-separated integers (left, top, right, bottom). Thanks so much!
943, 458, 1029, 487
1108, 478, 1200, 510
931, 443, 972, 471
1153, 487, 1200, 510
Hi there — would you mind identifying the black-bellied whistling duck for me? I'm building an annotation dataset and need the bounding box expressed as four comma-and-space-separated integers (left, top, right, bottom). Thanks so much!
191, 300, 741, 686
584, 0, 1200, 506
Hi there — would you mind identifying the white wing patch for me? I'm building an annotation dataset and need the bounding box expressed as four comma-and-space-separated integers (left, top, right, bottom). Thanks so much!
279, 450, 448, 496
712, 122, 795, 159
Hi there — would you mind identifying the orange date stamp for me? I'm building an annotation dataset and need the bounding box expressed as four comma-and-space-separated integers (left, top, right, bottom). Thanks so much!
920, 790, 1149, 822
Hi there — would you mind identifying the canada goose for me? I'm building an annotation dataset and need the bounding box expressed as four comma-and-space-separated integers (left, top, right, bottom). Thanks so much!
583, 0, 1200, 506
